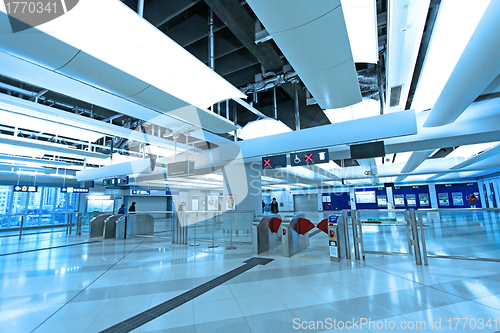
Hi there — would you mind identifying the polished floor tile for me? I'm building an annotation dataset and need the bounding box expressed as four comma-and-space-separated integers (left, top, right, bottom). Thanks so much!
0, 229, 498, 333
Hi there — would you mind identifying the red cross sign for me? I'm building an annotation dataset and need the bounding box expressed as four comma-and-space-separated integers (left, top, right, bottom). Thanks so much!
263, 159, 271, 167
305, 154, 313, 162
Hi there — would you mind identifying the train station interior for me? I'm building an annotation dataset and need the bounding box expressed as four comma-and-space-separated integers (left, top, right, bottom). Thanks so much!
1, 0, 500, 332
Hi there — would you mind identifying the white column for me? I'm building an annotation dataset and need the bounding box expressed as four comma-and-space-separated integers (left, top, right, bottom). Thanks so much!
222, 161, 261, 213
428, 183, 439, 208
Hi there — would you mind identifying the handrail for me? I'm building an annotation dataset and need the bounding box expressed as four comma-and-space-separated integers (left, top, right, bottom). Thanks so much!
417, 208, 500, 212
0, 211, 87, 217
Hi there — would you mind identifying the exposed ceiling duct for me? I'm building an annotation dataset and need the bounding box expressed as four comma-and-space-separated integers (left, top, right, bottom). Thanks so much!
246, 0, 362, 109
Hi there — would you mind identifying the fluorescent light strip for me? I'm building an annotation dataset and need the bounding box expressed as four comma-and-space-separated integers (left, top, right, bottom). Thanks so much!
341, 0, 378, 63
0, 94, 185, 152
411, 0, 491, 112
0, 109, 103, 142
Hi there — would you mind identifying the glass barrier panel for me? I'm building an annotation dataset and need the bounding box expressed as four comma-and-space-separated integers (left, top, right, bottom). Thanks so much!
420, 209, 500, 260
358, 210, 411, 254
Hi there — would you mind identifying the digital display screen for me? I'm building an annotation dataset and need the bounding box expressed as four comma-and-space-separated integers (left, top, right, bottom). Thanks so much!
168, 161, 194, 177
350, 141, 385, 160
355, 191, 376, 203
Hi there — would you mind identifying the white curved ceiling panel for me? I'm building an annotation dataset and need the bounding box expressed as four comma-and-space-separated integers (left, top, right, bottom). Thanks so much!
57, 51, 151, 98
247, 0, 361, 110
424, 0, 500, 127
9, 0, 245, 109
0, 11, 79, 69
0, 0, 242, 134
300, 61, 362, 109
245, 0, 341, 33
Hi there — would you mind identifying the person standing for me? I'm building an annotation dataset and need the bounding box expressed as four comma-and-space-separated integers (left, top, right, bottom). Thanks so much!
118, 204, 125, 214
128, 202, 136, 213
262, 200, 265, 213
270, 198, 279, 214
468, 193, 478, 208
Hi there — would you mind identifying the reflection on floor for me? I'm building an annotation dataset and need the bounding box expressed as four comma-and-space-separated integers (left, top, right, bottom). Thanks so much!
1, 227, 500, 333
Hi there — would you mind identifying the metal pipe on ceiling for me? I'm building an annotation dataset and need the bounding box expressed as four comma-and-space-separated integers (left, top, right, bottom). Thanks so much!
294, 82, 300, 131
137, 0, 144, 17
208, 10, 215, 71
273, 86, 277, 119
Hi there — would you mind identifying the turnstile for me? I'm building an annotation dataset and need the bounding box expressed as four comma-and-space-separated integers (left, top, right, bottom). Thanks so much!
89, 214, 111, 238
252, 214, 282, 254
103, 215, 122, 239
282, 215, 314, 257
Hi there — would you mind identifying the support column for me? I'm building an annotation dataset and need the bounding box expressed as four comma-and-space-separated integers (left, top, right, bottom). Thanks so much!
428, 183, 439, 208
386, 186, 394, 209
222, 161, 261, 213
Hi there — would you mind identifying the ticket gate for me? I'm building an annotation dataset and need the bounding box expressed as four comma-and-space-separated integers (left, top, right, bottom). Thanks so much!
89, 214, 111, 238
327, 215, 346, 262
103, 215, 122, 239
252, 214, 282, 254
282, 215, 315, 257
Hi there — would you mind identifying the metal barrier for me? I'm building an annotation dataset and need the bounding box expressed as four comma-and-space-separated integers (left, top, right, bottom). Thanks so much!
282, 214, 314, 257
103, 215, 122, 239
0, 211, 92, 239
90, 214, 111, 238
253, 214, 282, 254
344, 209, 424, 265
128, 214, 155, 236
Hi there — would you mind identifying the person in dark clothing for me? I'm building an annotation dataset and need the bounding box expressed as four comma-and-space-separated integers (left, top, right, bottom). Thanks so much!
270, 198, 279, 214
468, 193, 478, 208
262, 200, 265, 213
128, 202, 136, 213
118, 204, 125, 214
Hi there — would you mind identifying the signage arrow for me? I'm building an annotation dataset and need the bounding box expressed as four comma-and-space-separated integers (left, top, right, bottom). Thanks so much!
100, 257, 274, 333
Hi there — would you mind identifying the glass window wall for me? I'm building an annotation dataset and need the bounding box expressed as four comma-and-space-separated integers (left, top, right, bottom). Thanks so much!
0, 185, 78, 229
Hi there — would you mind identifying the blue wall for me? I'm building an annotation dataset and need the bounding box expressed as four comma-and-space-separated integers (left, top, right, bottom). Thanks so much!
435, 183, 481, 208
392, 185, 430, 209
355, 187, 387, 210
322, 192, 350, 210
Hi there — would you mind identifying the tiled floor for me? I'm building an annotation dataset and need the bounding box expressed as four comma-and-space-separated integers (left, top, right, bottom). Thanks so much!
1, 230, 500, 333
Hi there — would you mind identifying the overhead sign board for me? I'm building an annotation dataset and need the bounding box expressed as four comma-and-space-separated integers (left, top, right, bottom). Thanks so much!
103, 178, 116, 186
116, 176, 129, 185
14, 185, 37, 192
350, 141, 385, 160
131, 189, 150, 195
61, 187, 89, 193
290, 149, 329, 166
262, 154, 287, 169
167, 161, 194, 177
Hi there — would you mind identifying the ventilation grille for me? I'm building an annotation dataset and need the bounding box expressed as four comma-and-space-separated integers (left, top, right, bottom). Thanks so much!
389, 85, 403, 107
